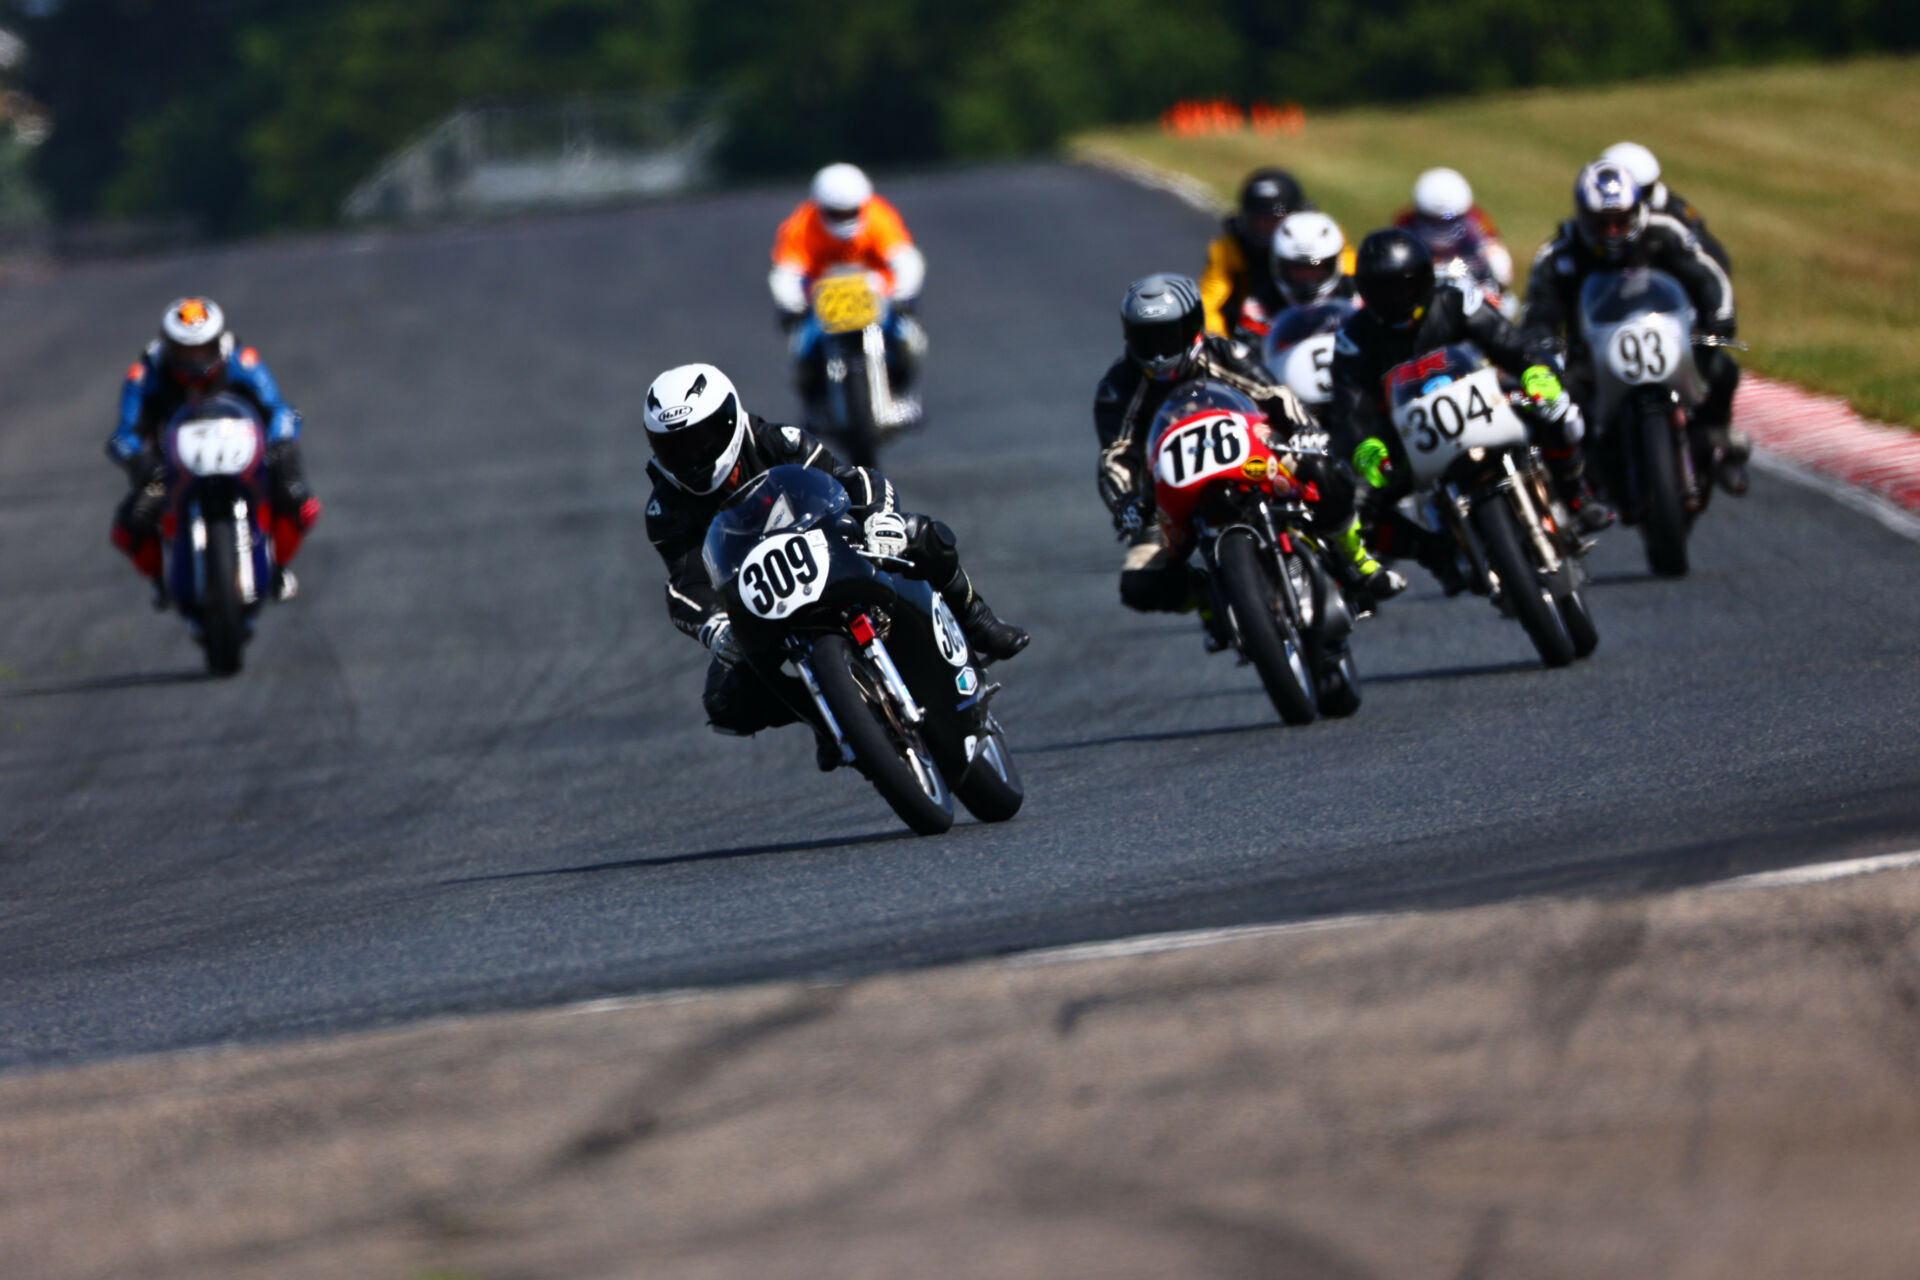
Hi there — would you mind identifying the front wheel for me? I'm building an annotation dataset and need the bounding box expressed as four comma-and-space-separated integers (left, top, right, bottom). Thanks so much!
201, 518, 247, 677
953, 717, 1024, 823
808, 634, 953, 835
837, 353, 880, 469
1216, 529, 1316, 725
1557, 585, 1600, 659
1638, 404, 1690, 577
1470, 495, 1575, 668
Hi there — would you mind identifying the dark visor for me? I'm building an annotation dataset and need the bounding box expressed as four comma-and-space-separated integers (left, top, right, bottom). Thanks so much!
650, 394, 738, 482
1127, 318, 1192, 363
1279, 258, 1337, 296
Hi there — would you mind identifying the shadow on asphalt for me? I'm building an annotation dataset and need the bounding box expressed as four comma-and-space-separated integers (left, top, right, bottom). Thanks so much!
1023, 719, 1279, 755
1365, 659, 1540, 684
452, 829, 919, 883
2, 669, 212, 697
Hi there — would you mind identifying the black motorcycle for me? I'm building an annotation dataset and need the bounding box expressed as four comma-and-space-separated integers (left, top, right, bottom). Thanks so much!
703, 466, 1021, 835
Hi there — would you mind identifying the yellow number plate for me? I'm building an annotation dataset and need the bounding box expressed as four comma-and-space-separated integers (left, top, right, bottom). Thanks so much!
812, 275, 881, 334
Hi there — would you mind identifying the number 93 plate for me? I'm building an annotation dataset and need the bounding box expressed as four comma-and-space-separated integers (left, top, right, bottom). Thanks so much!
737, 530, 831, 619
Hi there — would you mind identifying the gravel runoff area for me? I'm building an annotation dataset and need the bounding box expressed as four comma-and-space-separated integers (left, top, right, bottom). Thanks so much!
6, 855, 1920, 1280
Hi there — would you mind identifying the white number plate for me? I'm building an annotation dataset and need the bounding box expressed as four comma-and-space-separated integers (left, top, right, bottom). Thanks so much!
1605, 316, 1686, 384
1154, 412, 1254, 489
931, 595, 969, 667
1390, 366, 1527, 480
737, 530, 830, 619
174, 417, 259, 476
1278, 334, 1336, 405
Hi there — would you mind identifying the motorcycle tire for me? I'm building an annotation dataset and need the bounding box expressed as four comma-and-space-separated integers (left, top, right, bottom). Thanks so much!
809, 633, 953, 836
1639, 405, 1690, 578
839, 355, 881, 470
1470, 495, 1575, 669
1216, 529, 1316, 725
1557, 585, 1600, 659
1317, 650, 1363, 718
201, 518, 247, 677
953, 717, 1024, 823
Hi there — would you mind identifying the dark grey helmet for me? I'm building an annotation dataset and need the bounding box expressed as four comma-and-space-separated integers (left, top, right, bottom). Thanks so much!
1121, 273, 1203, 377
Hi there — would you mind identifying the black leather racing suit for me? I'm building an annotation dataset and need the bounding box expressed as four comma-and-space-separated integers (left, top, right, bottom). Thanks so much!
645, 415, 983, 735
1519, 213, 1739, 432
1650, 185, 1729, 272
1094, 334, 1352, 612
1324, 282, 1574, 574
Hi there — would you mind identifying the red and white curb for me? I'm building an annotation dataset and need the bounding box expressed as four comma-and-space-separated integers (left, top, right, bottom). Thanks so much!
1739, 375, 1920, 538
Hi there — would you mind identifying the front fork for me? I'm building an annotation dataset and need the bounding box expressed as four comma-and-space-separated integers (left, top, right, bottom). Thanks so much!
791, 620, 924, 768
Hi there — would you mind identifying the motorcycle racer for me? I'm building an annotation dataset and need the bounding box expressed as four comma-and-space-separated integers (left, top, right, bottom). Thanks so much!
770, 163, 928, 409
1200, 168, 1357, 341
642, 363, 1026, 762
1599, 141, 1730, 271
105, 297, 319, 605
1521, 160, 1748, 494
1327, 229, 1612, 587
1271, 212, 1357, 309
1392, 168, 1515, 306
1096, 273, 1404, 617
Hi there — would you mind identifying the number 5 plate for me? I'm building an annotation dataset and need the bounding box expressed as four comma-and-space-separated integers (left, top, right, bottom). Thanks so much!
737, 530, 831, 619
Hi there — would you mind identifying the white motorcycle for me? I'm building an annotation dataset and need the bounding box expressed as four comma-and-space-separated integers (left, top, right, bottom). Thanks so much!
1260, 297, 1357, 432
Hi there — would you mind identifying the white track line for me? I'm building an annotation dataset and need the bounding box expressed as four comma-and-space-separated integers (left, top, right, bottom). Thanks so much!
1752, 449, 1920, 542
1713, 848, 1920, 891
1072, 150, 1225, 216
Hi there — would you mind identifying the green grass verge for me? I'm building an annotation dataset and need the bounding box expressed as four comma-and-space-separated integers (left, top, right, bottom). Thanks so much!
1073, 56, 1920, 430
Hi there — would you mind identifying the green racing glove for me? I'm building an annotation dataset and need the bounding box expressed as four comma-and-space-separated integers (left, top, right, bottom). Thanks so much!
1521, 365, 1564, 403
1352, 437, 1391, 489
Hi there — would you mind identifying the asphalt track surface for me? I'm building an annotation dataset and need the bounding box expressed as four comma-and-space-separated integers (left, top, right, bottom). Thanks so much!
2, 164, 1918, 1072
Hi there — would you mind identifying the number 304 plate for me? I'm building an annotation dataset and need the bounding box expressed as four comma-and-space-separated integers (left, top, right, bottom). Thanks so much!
737, 530, 831, 619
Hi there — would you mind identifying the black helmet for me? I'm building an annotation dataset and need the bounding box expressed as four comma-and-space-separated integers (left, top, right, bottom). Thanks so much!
1354, 229, 1435, 329
1235, 168, 1308, 248
1121, 274, 1203, 381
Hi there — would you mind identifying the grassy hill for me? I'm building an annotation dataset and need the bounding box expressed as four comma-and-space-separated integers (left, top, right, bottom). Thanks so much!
1073, 56, 1920, 429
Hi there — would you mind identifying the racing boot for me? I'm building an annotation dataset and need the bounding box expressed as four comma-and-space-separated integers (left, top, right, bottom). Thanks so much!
1543, 446, 1615, 534
1708, 424, 1752, 496
955, 590, 1030, 663
813, 727, 845, 773
1333, 516, 1406, 606
272, 567, 299, 602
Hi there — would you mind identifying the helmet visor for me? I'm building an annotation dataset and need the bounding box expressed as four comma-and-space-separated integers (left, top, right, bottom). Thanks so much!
1277, 257, 1338, 303
1580, 207, 1638, 249
650, 394, 740, 489
820, 205, 864, 239
1126, 317, 1197, 374
167, 341, 223, 380
1361, 274, 1430, 326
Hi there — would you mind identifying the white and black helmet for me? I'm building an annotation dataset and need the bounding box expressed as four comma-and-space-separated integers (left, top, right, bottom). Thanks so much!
1271, 212, 1345, 307
158, 296, 232, 387
811, 162, 873, 240
644, 363, 747, 494
1574, 160, 1647, 259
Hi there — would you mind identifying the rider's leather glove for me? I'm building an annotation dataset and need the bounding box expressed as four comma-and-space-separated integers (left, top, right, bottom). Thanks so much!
1112, 498, 1147, 539
698, 613, 745, 666
1351, 437, 1392, 490
1521, 365, 1564, 403
123, 446, 164, 490
862, 511, 910, 560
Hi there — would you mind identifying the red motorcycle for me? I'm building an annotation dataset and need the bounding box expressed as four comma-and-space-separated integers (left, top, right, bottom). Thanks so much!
1149, 380, 1361, 724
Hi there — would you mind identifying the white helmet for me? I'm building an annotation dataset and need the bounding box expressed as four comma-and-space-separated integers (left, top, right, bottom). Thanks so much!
158, 296, 232, 387
1601, 141, 1664, 202
643, 363, 747, 494
811, 163, 873, 240
1412, 167, 1474, 221
1270, 212, 1346, 306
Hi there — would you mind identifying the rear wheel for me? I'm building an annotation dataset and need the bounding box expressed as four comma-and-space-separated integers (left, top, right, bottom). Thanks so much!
201, 519, 246, 677
954, 717, 1024, 823
1471, 496, 1575, 668
809, 634, 953, 835
1216, 530, 1316, 725
1639, 405, 1690, 577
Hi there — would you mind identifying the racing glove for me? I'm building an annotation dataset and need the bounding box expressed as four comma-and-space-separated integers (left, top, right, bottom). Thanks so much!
1521, 365, 1564, 403
1112, 497, 1148, 539
123, 445, 164, 490
1351, 438, 1392, 490
698, 613, 745, 666
862, 510, 910, 560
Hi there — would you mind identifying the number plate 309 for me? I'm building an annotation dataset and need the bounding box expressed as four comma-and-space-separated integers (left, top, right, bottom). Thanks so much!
737, 531, 830, 619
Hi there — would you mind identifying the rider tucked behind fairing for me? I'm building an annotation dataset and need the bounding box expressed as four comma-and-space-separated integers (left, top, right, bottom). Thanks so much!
1200, 168, 1357, 341
105, 297, 320, 605
1519, 160, 1749, 495
769, 163, 928, 414
1326, 229, 1613, 590
641, 363, 1026, 768
1094, 273, 1405, 617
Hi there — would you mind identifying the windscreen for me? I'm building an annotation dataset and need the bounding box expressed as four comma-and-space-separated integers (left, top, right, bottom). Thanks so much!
1383, 344, 1490, 411
1146, 381, 1262, 448
1579, 268, 1692, 327
703, 465, 851, 588
1266, 298, 1356, 350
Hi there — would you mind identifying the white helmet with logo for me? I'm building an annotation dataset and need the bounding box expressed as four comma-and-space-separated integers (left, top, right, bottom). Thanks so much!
1601, 141, 1665, 203
644, 363, 747, 494
1412, 167, 1474, 221
1270, 212, 1346, 306
158, 296, 233, 387
811, 163, 873, 240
